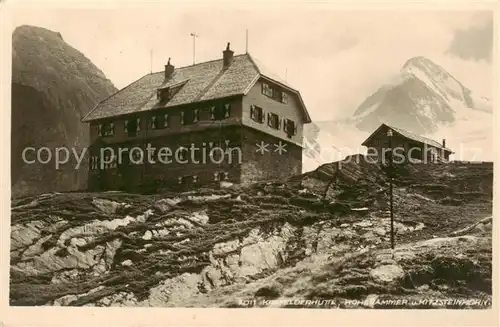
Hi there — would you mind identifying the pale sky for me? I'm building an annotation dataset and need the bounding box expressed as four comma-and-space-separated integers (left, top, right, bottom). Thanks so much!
8, 3, 495, 121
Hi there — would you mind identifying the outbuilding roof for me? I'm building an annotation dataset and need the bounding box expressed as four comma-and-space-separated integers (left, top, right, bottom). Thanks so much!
362, 123, 454, 153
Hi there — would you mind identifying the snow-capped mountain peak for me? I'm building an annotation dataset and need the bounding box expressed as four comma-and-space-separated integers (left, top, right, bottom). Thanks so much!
401, 56, 473, 109
351, 56, 492, 135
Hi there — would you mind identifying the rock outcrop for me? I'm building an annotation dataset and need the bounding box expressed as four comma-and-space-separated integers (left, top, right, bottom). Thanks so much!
9, 161, 493, 307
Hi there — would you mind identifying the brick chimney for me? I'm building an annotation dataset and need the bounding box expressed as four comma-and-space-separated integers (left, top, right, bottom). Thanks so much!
223, 42, 234, 69
165, 57, 174, 79
442, 139, 446, 148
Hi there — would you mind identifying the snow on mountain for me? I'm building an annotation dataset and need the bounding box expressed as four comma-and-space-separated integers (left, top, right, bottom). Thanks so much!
302, 56, 493, 169
351, 56, 492, 135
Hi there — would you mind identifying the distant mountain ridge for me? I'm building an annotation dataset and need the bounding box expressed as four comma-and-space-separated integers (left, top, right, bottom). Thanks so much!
11, 25, 117, 197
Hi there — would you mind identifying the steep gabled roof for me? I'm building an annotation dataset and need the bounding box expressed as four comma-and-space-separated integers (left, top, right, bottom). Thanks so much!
361, 123, 454, 153
82, 53, 311, 123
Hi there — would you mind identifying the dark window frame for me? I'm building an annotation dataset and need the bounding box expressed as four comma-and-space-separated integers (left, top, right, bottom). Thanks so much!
283, 118, 297, 138
267, 112, 281, 130
124, 118, 140, 137
262, 82, 274, 98
280, 91, 288, 104
181, 109, 199, 125
149, 113, 168, 130
98, 122, 115, 137
250, 105, 265, 123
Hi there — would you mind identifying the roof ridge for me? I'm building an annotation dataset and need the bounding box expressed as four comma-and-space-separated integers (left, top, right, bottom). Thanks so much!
385, 123, 451, 151
148, 53, 249, 75
245, 53, 261, 74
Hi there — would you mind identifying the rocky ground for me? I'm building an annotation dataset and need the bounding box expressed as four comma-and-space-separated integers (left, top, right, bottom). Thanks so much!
9, 158, 493, 308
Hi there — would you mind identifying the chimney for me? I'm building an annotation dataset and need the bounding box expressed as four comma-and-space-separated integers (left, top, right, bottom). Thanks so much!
442, 139, 446, 148
223, 42, 234, 69
164, 57, 174, 79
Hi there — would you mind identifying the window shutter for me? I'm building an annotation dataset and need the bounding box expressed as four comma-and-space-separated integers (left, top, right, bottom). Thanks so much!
98, 124, 103, 136
124, 121, 128, 133
213, 172, 219, 181
110, 123, 115, 135
194, 109, 199, 122
136, 118, 141, 132
181, 111, 185, 124
283, 119, 288, 133
250, 105, 255, 120
164, 114, 169, 127
277, 117, 282, 129
210, 106, 215, 120
260, 109, 265, 123
224, 104, 231, 118
267, 113, 272, 127
281, 92, 288, 104
223, 172, 229, 180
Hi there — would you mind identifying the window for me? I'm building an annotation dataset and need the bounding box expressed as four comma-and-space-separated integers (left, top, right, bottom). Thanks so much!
90, 156, 99, 170
250, 105, 264, 123
210, 104, 231, 120
130, 149, 143, 164
150, 114, 168, 130
102, 155, 117, 170
98, 122, 114, 137
181, 109, 198, 125
110, 155, 117, 169
283, 118, 297, 138
177, 146, 189, 161
267, 112, 281, 130
157, 87, 171, 102
280, 92, 288, 104
213, 171, 228, 181
125, 118, 140, 137
262, 83, 274, 97
262, 82, 290, 104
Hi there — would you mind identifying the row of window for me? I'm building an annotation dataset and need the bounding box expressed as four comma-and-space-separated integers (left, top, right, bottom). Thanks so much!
177, 171, 228, 184
90, 160, 230, 183
250, 105, 297, 138
97, 103, 297, 139
98, 104, 232, 137
90, 140, 239, 170
91, 155, 118, 170
262, 83, 288, 104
